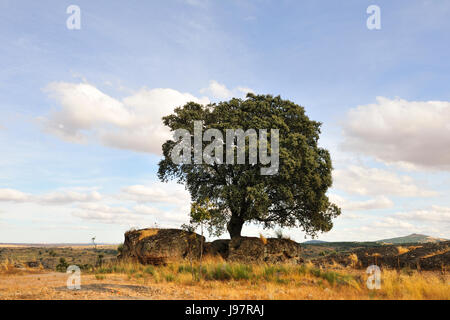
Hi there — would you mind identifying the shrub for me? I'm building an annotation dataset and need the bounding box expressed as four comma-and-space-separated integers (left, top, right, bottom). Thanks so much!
55, 258, 69, 272
144, 265, 155, 275
165, 274, 175, 282
95, 274, 105, 280
117, 244, 124, 255
232, 264, 252, 280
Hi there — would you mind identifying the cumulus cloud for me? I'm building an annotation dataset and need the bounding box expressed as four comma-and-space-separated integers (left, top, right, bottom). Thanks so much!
38, 191, 102, 205
72, 183, 191, 225
0, 189, 30, 202
119, 182, 190, 205
72, 202, 189, 226
72, 203, 134, 225
200, 80, 254, 100
333, 165, 437, 197
0, 185, 190, 227
0, 188, 102, 205
372, 217, 418, 231
329, 194, 394, 211
393, 205, 450, 224
341, 97, 450, 170
350, 205, 450, 240
42, 82, 210, 154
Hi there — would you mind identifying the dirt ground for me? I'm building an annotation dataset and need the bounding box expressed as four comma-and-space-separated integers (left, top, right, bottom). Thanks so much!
0, 270, 366, 300
0, 272, 183, 300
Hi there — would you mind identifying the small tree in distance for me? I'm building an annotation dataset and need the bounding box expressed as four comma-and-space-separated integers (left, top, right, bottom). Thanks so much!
91, 237, 97, 250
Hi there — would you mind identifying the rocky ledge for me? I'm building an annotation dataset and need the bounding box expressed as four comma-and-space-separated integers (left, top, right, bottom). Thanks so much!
119, 228, 302, 265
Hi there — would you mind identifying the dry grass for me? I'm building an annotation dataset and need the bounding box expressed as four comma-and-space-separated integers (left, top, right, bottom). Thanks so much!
348, 253, 359, 268
380, 270, 449, 299
259, 233, 268, 245
0, 258, 43, 276
397, 246, 410, 255
90, 258, 449, 300
138, 229, 159, 241
422, 248, 449, 259
1, 253, 448, 300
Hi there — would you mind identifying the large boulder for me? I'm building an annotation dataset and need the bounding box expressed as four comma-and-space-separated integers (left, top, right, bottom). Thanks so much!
227, 236, 303, 264
118, 228, 205, 265
204, 239, 231, 259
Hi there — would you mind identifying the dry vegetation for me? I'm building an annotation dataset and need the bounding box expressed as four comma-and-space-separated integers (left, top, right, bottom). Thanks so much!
0, 255, 448, 300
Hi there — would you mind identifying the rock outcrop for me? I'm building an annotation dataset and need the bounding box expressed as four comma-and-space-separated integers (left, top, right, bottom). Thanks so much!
119, 228, 304, 265
204, 239, 231, 259
119, 228, 205, 265
227, 236, 303, 264
312, 241, 450, 271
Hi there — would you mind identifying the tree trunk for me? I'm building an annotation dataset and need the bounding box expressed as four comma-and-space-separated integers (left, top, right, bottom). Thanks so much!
227, 215, 244, 238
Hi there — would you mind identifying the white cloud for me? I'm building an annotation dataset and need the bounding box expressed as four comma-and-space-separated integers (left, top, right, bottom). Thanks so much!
72, 203, 135, 225
329, 194, 394, 211
200, 80, 233, 99
72, 202, 189, 226
333, 165, 437, 197
341, 97, 450, 170
347, 206, 450, 240
372, 217, 418, 230
119, 182, 190, 205
133, 204, 164, 215
0, 189, 30, 202
0, 184, 190, 227
200, 80, 254, 100
38, 191, 102, 205
0, 188, 102, 205
42, 82, 210, 154
393, 205, 450, 224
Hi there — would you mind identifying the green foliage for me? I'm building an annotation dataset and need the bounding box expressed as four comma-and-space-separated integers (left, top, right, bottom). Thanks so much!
96, 254, 104, 266
164, 274, 175, 282
204, 263, 253, 281
144, 265, 155, 275
55, 257, 69, 272
158, 94, 340, 238
95, 274, 105, 280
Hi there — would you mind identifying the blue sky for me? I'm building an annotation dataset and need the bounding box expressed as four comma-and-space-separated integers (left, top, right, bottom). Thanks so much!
0, 0, 449, 243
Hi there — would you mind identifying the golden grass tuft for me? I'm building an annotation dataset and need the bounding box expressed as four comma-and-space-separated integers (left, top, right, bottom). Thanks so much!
259, 233, 268, 245
422, 248, 449, 259
397, 246, 410, 255
349, 253, 359, 268
138, 229, 159, 240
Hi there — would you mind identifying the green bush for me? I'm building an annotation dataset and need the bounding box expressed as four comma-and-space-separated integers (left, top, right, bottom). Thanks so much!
144, 266, 155, 275
117, 244, 124, 255
55, 258, 69, 272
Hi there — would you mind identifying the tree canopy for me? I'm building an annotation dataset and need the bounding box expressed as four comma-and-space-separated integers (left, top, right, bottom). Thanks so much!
158, 93, 341, 238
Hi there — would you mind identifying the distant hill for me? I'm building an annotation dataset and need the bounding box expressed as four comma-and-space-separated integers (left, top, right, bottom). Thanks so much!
376, 233, 448, 244
303, 240, 328, 244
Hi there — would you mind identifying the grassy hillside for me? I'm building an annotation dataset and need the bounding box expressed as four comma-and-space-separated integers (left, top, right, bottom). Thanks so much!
376, 233, 447, 244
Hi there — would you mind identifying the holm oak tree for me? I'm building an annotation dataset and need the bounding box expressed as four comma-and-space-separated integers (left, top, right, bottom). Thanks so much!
158, 94, 340, 239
